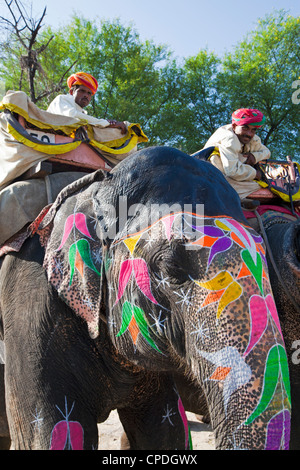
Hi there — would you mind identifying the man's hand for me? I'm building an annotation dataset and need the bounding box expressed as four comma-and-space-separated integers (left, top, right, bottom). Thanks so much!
243, 152, 256, 166
243, 152, 263, 180
255, 169, 263, 180
108, 120, 127, 135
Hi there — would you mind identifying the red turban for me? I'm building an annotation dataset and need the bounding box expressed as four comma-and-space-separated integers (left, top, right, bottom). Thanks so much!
232, 108, 266, 127
67, 72, 98, 95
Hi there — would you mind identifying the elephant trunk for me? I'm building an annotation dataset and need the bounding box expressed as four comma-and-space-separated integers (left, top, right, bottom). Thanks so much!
265, 220, 300, 450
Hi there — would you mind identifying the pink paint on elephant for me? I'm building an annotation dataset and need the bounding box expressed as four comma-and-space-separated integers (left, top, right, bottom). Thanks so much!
50, 420, 84, 450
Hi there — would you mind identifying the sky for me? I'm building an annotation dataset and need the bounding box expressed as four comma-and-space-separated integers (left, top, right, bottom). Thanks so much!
2, 0, 299, 59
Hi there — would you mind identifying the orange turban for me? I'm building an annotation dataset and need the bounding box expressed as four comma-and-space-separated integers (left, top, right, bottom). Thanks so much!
67, 72, 98, 95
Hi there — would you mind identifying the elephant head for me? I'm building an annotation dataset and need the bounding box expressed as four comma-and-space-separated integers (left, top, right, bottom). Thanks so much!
36, 147, 291, 450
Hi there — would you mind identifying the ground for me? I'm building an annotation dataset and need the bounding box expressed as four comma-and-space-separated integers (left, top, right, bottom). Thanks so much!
97, 411, 215, 450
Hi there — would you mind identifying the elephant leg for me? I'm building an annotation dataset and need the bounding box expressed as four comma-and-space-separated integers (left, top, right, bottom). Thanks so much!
173, 371, 209, 419
117, 374, 191, 450
2, 254, 102, 449
5, 368, 99, 450
4, 311, 100, 450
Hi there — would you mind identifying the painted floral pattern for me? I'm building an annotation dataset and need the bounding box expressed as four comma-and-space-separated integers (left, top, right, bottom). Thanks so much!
42, 209, 291, 449
50, 398, 84, 450
108, 212, 291, 449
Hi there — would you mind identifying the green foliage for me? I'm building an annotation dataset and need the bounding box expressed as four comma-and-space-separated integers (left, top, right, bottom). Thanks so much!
0, 9, 299, 159
220, 11, 300, 158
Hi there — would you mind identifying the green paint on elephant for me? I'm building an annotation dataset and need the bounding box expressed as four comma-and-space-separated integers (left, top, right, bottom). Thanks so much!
68, 239, 101, 285
117, 301, 162, 353
241, 250, 263, 295
245, 344, 291, 425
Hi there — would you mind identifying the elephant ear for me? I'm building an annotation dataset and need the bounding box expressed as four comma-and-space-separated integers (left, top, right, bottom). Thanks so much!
37, 170, 107, 339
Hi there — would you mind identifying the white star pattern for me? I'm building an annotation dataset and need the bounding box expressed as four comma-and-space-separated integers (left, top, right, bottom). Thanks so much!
155, 271, 170, 289
149, 309, 167, 334
53, 258, 63, 276
174, 288, 192, 308
108, 317, 117, 328
89, 215, 99, 232
31, 408, 44, 431
191, 319, 210, 343
144, 237, 156, 248
93, 249, 103, 266
161, 404, 176, 426
227, 432, 247, 450
82, 296, 94, 310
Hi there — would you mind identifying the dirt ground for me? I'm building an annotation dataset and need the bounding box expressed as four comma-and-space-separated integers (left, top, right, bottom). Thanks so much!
98, 410, 215, 450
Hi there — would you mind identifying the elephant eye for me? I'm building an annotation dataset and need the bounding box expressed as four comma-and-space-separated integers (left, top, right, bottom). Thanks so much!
150, 242, 193, 286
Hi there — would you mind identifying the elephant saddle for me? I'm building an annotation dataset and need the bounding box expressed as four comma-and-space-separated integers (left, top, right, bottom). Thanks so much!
254, 159, 300, 204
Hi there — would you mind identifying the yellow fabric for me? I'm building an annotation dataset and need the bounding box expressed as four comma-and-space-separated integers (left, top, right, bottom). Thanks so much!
0, 96, 84, 135
7, 123, 82, 155
5, 122, 147, 157
257, 162, 300, 202
0, 94, 148, 152
208, 147, 221, 159
0, 91, 148, 188
90, 123, 148, 155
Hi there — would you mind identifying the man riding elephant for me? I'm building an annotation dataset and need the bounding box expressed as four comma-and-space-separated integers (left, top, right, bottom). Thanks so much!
203, 108, 270, 199
47, 71, 127, 134
0, 72, 143, 247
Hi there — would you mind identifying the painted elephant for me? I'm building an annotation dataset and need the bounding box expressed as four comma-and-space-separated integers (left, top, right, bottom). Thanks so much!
176, 208, 300, 450
0, 146, 291, 450
192, 150, 300, 449
252, 210, 300, 449
0, 234, 189, 450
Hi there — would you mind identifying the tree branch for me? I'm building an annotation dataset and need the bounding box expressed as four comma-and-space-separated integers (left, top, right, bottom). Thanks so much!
35, 59, 78, 102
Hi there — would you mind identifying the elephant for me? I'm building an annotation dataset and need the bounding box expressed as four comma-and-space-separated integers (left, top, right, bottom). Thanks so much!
0, 146, 291, 450
0, 233, 189, 450
174, 208, 300, 451
248, 209, 300, 449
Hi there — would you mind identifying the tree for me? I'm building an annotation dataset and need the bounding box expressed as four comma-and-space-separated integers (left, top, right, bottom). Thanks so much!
165, 50, 228, 154
220, 10, 300, 160
0, 6, 299, 159
36, 15, 179, 141
0, 0, 76, 103
53, 17, 175, 130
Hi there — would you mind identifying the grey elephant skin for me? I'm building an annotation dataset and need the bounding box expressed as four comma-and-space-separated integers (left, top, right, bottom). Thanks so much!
262, 218, 300, 449
0, 147, 291, 450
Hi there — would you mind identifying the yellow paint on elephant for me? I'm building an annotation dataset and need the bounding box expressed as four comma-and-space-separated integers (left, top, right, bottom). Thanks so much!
194, 271, 243, 319
123, 234, 142, 255
216, 282, 243, 319
215, 220, 232, 232
195, 271, 234, 291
